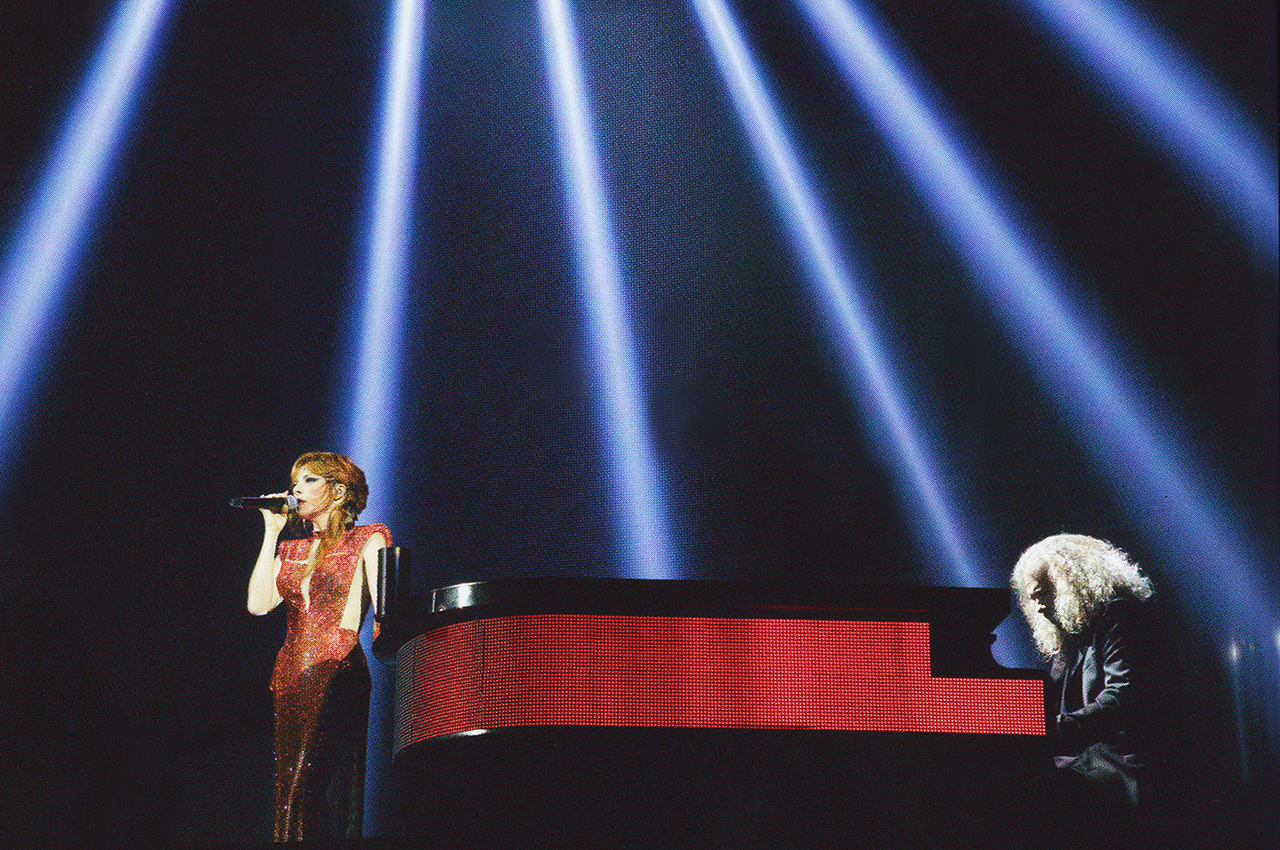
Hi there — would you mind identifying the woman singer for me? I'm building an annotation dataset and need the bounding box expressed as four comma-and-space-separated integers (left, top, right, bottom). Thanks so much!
246, 451, 391, 842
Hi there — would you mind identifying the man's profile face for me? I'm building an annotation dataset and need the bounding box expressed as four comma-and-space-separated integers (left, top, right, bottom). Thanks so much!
1025, 566, 1059, 629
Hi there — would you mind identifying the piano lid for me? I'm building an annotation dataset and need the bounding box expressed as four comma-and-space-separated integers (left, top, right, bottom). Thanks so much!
375, 577, 1030, 680
412, 576, 1013, 621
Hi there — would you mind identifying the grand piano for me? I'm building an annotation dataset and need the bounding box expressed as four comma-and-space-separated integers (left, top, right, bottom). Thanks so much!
373, 560, 1050, 848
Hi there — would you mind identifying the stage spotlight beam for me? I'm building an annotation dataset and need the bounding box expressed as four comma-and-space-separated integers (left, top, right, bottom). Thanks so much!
692, 0, 981, 585
0, 0, 173, 476
540, 0, 679, 579
1016, 0, 1278, 270
795, 0, 1276, 624
346, 0, 425, 500
343, 0, 426, 837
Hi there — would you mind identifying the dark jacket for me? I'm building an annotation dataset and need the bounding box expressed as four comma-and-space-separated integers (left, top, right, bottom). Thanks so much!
1049, 594, 1151, 761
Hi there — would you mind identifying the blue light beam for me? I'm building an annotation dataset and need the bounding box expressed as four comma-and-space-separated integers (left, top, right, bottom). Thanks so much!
0, 0, 173, 475
1017, 0, 1278, 270
343, 0, 426, 837
692, 0, 982, 585
795, 0, 1277, 624
345, 0, 425, 505
540, 0, 679, 579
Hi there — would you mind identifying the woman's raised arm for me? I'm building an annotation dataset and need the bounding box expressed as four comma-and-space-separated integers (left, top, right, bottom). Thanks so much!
247, 508, 288, 615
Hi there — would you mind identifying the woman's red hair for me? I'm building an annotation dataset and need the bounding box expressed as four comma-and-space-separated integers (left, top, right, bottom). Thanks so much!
290, 452, 369, 577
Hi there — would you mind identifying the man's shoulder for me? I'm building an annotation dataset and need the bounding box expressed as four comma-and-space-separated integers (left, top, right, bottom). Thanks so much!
1101, 591, 1150, 620
1097, 592, 1161, 654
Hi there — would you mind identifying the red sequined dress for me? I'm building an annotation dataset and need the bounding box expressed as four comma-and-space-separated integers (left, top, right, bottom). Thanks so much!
271, 522, 390, 842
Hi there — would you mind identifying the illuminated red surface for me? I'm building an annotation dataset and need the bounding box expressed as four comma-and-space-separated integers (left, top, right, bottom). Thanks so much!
393, 614, 1045, 752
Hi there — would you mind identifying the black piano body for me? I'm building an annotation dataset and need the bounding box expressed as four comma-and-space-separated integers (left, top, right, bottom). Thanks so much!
373, 577, 1051, 848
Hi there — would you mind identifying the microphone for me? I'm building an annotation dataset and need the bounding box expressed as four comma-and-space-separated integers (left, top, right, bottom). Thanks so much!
229, 494, 298, 510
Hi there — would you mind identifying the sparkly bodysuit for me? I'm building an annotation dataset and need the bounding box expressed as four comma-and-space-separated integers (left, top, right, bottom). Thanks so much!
271, 523, 390, 842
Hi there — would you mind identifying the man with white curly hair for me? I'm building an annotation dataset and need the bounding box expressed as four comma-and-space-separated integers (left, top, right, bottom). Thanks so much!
1012, 533, 1157, 811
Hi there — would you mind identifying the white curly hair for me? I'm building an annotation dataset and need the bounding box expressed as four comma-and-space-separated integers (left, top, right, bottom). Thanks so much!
1012, 534, 1153, 660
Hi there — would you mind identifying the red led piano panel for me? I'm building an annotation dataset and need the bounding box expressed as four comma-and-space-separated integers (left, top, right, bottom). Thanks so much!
393, 614, 1045, 752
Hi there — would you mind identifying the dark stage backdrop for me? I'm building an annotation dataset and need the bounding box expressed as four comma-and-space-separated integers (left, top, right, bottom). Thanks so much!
1, 1, 1275, 846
